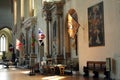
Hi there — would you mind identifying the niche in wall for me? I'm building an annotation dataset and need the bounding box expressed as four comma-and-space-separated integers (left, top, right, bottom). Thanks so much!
65, 8, 80, 58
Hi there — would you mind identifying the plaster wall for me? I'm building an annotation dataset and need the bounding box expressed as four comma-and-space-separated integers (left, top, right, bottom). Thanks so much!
64, 0, 120, 79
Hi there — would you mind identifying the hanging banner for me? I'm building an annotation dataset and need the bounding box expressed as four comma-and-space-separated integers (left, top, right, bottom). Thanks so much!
67, 13, 80, 38
16, 39, 23, 51
9, 44, 13, 51
31, 33, 35, 48
38, 28, 45, 40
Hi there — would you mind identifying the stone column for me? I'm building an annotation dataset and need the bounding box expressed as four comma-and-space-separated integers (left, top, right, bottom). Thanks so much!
55, 2, 64, 55
43, 2, 52, 55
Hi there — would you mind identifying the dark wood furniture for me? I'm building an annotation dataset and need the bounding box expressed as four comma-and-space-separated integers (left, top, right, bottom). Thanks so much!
83, 61, 107, 78
64, 58, 79, 75
0, 60, 13, 68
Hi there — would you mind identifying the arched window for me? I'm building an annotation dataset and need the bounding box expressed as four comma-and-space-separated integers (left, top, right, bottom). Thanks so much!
0, 34, 6, 52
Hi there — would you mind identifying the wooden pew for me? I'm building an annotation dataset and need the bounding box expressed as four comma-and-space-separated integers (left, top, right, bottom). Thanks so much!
83, 61, 107, 78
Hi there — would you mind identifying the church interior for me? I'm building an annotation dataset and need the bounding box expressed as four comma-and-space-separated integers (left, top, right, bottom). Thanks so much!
0, 0, 120, 80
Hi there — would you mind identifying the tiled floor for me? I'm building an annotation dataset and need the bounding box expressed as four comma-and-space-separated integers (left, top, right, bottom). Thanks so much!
0, 65, 105, 80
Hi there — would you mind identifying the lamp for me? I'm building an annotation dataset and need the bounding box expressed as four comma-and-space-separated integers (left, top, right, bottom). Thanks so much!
42, 0, 62, 5
42, 0, 54, 5
42, 0, 62, 2
43, 0, 54, 2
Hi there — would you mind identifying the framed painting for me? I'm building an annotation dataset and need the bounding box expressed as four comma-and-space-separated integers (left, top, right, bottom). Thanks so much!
88, 1, 105, 47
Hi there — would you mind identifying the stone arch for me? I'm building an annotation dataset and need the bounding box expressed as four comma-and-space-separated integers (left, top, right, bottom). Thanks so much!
0, 27, 12, 60
0, 26, 12, 30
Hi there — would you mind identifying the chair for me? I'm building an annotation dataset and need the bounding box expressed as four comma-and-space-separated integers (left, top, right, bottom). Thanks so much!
59, 66, 65, 75
50, 66, 55, 74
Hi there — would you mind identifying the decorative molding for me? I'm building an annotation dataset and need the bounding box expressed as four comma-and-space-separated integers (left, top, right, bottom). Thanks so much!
42, 1, 64, 21
43, 2, 53, 21
54, 2, 64, 16
22, 17, 36, 28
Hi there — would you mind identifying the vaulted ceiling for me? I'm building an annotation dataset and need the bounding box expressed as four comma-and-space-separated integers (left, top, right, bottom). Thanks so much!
0, 0, 14, 30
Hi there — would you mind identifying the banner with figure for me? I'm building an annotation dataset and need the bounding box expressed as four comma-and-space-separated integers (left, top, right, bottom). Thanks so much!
38, 28, 45, 46
67, 11, 80, 38
38, 29, 45, 41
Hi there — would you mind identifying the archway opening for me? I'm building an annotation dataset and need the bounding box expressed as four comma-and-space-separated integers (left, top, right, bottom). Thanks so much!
0, 27, 12, 61
65, 8, 80, 72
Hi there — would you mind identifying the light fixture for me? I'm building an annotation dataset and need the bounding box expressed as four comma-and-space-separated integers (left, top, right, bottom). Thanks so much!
43, 0, 54, 2
42, 0, 63, 5
42, 0, 53, 5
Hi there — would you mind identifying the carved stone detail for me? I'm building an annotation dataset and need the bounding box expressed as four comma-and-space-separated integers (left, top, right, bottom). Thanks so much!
42, 1, 64, 64
54, 2, 64, 16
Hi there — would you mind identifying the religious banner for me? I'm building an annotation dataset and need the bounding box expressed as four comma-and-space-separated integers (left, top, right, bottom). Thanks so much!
16, 39, 23, 51
67, 10, 80, 38
9, 44, 13, 52
38, 29, 45, 41
38, 28, 45, 46
31, 33, 35, 48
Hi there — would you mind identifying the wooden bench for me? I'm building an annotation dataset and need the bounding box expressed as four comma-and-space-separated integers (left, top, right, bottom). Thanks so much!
83, 61, 107, 78
0, 60, 13, 68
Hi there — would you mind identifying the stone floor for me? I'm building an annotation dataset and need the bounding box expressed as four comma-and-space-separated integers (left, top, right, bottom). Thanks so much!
0, 65, 106, 80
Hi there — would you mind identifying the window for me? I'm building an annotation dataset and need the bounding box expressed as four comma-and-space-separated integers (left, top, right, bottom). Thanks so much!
0, 34, 6, 52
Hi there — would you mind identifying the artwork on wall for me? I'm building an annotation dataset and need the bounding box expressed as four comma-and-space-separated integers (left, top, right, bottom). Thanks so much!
88, 1, 105, 47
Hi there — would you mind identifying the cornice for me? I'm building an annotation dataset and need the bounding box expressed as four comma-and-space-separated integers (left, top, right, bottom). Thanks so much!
42, 1, 64, 21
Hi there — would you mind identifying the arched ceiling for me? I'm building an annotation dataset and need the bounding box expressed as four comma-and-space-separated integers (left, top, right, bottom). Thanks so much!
0, 28, 12, 43
1, 28, 12, 37
0, 0, 14, 30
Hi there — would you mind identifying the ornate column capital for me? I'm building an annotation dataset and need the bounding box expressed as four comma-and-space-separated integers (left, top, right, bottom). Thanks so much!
43, 2, 53, 21
42, 1, 64, 21
54, 1, 64, 16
